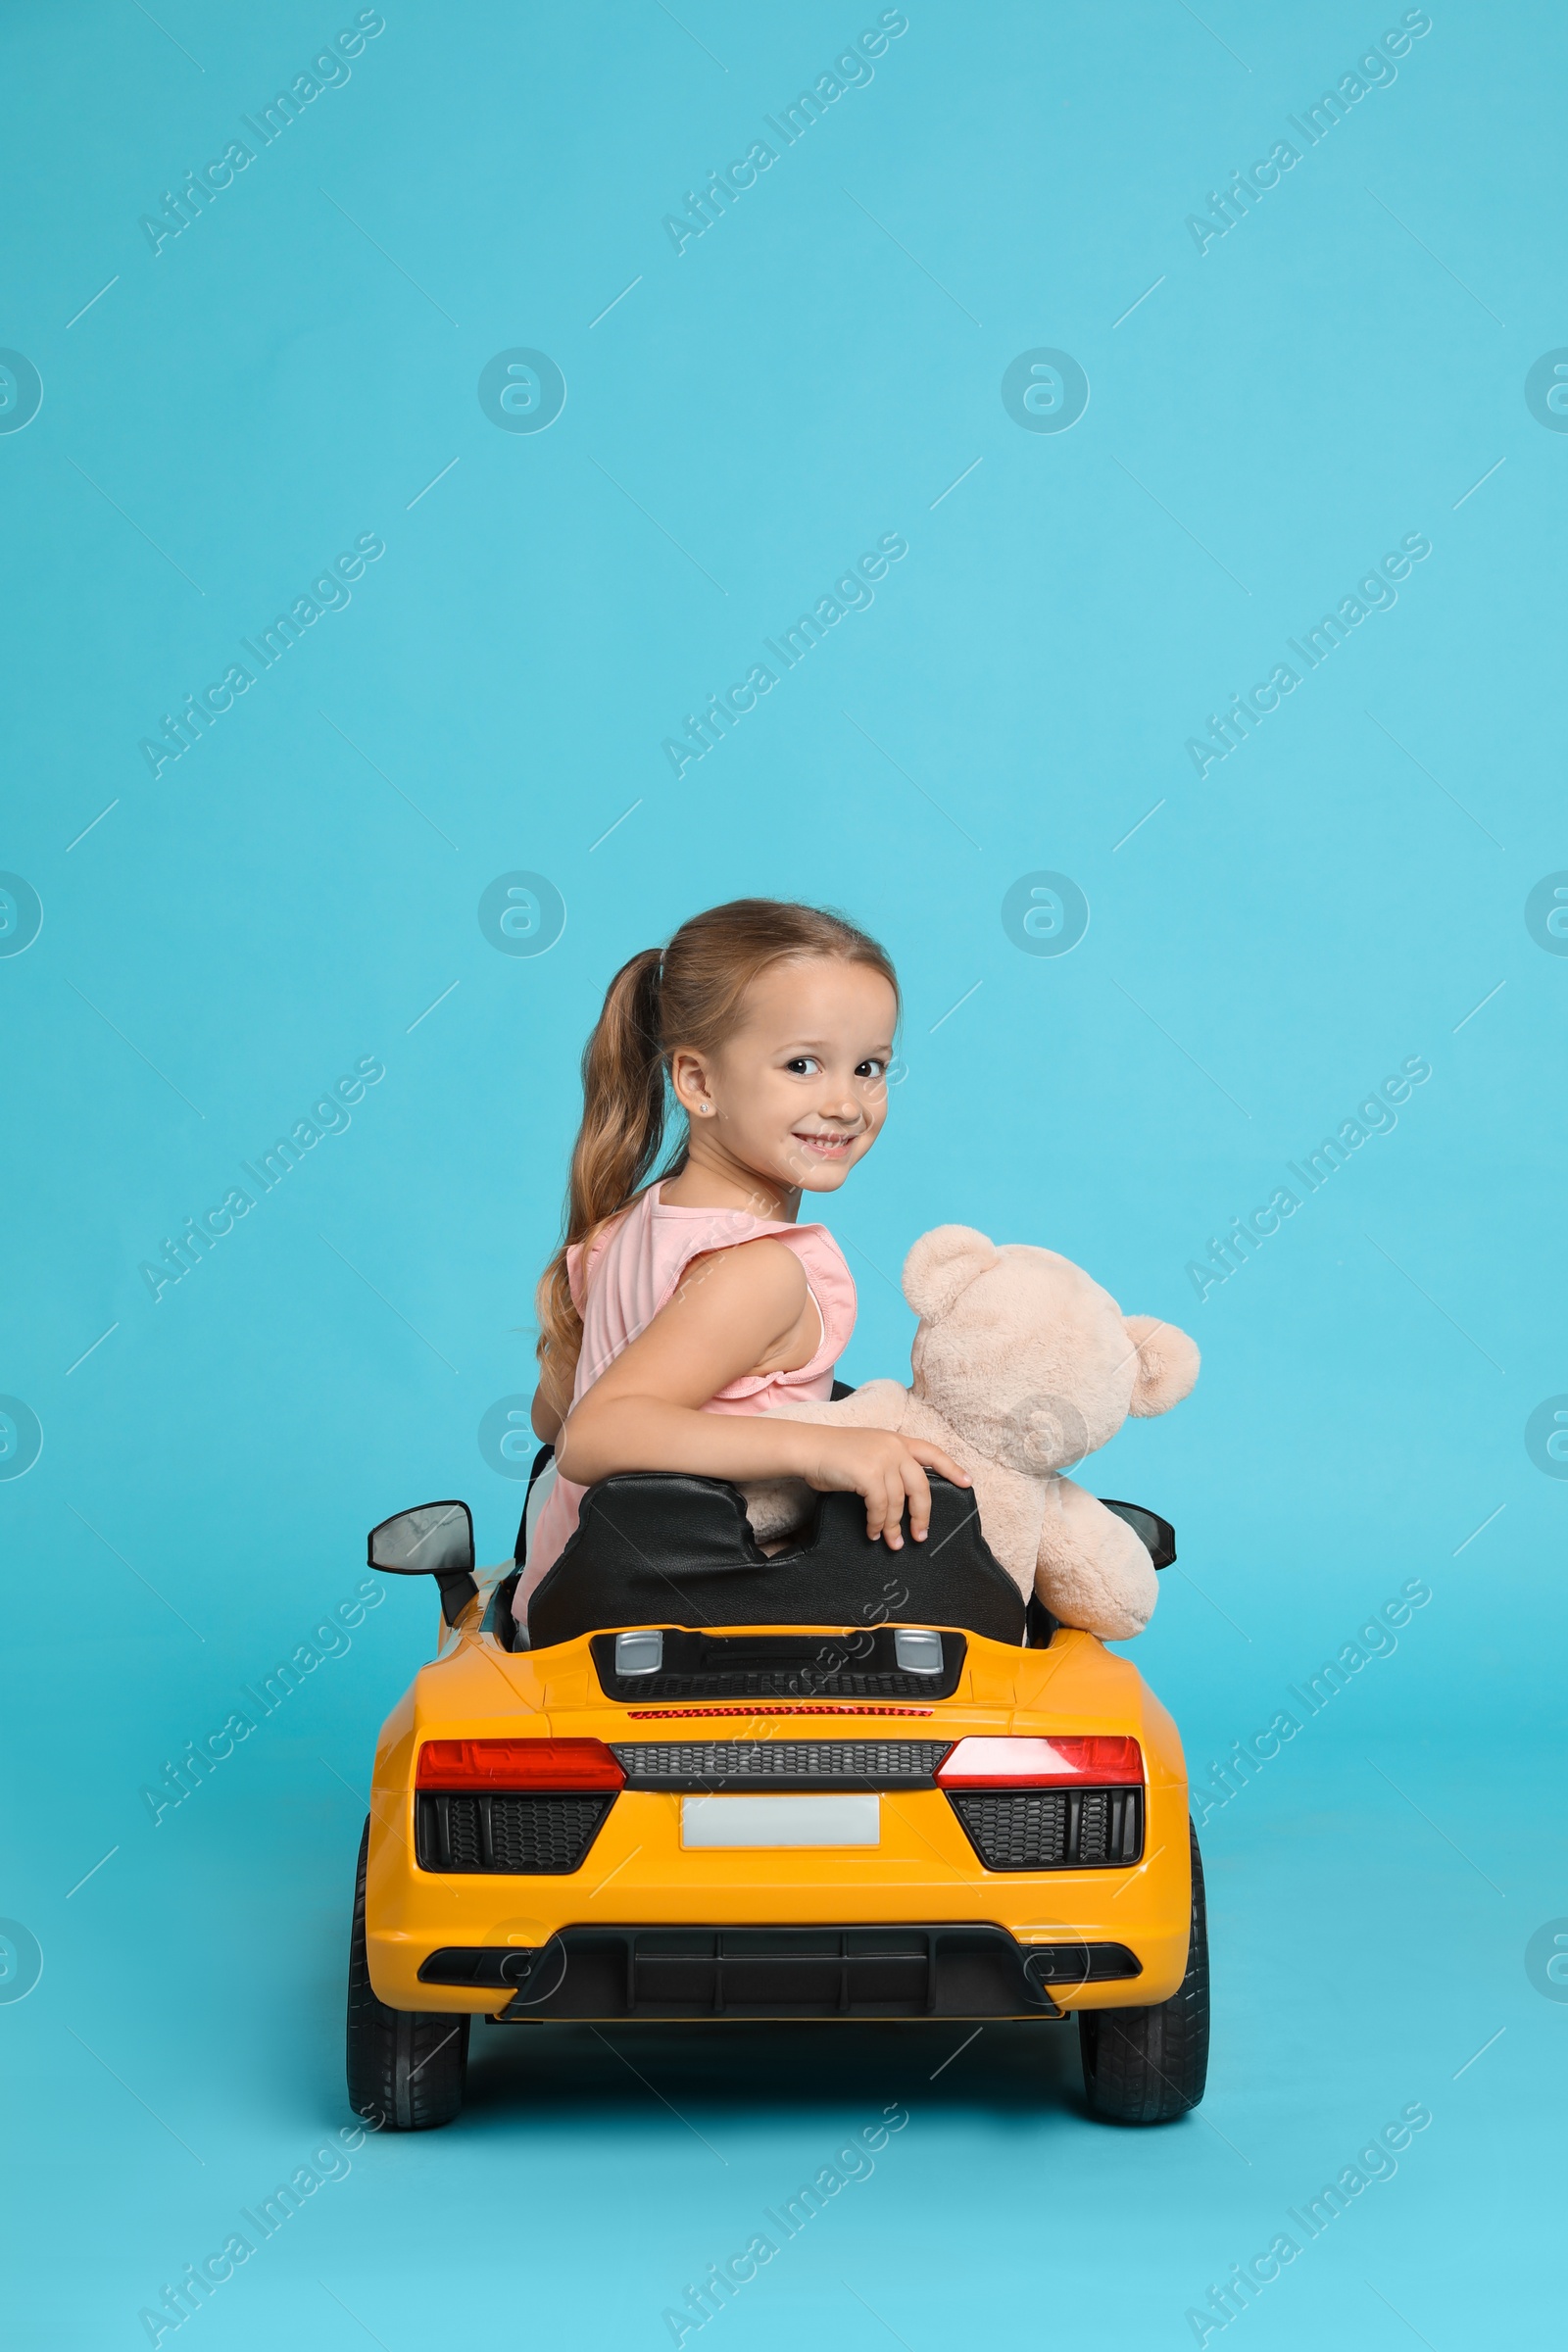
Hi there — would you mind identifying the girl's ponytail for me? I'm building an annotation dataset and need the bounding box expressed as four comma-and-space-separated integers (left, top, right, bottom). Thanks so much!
535, 899, 898, 1418
536, 947, 666, 1419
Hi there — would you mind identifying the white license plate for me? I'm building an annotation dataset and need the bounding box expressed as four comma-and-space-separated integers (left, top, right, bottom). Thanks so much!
680, 1794, 881, 1849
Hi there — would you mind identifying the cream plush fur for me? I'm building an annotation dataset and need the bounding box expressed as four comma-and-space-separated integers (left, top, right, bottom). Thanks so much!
745, 1225, 1200, 1641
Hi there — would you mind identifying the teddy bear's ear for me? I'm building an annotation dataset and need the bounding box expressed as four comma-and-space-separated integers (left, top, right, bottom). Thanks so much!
903, 1225, 1001, 1321
1123, 1315, 1200, 1415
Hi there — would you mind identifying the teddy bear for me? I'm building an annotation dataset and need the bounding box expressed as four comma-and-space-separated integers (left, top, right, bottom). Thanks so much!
744, 1224, 1200, 1641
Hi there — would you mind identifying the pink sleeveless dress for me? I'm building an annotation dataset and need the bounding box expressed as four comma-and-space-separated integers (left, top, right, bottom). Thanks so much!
516, 1184, 857, 1619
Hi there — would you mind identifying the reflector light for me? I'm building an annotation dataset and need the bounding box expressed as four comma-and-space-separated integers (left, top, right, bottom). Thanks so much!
416, 1739, 625, 1791
935, 1735, 1143, 1788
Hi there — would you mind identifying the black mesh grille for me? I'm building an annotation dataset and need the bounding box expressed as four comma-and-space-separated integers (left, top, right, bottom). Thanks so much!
612, 1740, 950, 1789
948, 1787, 1143, 1871
416, 1792, 612, 1875
614, 1669, 951, 1700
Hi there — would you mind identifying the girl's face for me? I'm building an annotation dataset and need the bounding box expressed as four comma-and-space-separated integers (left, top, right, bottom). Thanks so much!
670, 957, 899, 1200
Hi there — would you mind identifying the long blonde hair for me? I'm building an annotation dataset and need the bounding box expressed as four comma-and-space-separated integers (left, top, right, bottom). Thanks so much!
535, 898, 898, 1418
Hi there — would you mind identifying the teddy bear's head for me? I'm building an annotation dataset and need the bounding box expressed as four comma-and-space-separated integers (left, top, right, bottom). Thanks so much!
903, 1225, 1200, 1474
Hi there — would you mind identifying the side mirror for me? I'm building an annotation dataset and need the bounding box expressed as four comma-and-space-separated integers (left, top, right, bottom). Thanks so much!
1100, 1499, 1176, 1572
368, 1500, 477, 1625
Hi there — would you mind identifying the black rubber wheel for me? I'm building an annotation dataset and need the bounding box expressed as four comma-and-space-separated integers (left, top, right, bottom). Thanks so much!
346, 1819, 468, 2131
1078, 1817, 1210, 2124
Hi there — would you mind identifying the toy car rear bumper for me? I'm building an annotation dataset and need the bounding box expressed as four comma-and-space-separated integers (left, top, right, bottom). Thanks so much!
364, 1781, 1193, 2017
422, 1923, 1147, 2020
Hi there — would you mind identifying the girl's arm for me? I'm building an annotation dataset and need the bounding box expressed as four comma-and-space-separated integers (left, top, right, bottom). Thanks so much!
555, 1239, 968, 1547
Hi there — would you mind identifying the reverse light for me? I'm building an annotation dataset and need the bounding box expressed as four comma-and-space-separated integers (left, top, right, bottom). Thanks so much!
935, 1736, 1143, 1788
416, 1739, 625, 1792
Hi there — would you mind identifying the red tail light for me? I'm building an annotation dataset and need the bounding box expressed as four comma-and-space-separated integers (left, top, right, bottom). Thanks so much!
936, 1736, 1143, 1788
416, 1739, 625, 1792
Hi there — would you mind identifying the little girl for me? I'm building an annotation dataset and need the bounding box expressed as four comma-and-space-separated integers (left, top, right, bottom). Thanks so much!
516, 898, 968, 1624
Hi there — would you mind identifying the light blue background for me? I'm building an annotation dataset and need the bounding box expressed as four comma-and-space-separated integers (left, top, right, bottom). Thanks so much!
3, 1, 1562, 2343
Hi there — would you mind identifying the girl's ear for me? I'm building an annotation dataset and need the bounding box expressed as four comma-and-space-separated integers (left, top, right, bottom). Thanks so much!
669, 1049, 714, 1119
1123, 1315, 1200, 1415
903, 1225, 1001, 1321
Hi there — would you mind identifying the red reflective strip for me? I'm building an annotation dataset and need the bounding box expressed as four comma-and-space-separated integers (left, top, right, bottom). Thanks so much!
416, 1739, 625, 1791
935, 1735, 1143, 1788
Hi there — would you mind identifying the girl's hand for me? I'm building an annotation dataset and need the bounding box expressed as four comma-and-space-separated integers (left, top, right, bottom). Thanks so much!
794, 1428, 972, 1548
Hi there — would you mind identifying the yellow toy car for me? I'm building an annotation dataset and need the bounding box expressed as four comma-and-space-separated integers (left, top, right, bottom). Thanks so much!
347, 1459, 1208, 2131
